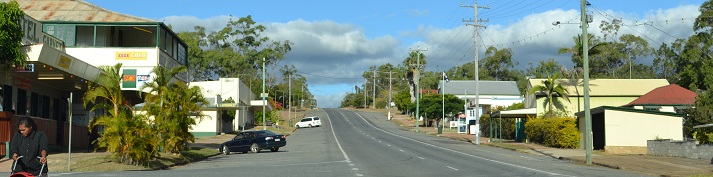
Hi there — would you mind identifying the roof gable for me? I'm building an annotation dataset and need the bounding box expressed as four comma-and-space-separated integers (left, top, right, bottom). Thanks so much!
625, 84, 697, 106
528, 79, 669, 96
6, 0, 155, 22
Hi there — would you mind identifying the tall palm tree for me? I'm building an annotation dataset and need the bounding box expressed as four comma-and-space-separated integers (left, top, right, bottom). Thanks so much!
402, 51, 426, 103
558, 34, 607, 72
83, 63, 156, 164
528, 73, 571, 116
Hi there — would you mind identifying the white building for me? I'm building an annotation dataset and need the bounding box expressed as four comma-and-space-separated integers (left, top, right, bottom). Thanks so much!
190, 78, 272, 137
439, 80, 523, 134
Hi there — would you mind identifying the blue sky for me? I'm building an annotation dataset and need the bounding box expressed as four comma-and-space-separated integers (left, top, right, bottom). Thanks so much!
87, 0, 705, 108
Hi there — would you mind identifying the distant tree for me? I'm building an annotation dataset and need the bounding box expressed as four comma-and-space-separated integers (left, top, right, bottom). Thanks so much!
686, 91, 713, 138
0, 1, 27, 68
482, 46, 516, 81
528, 73, 570, 117
526, 58, 563, 79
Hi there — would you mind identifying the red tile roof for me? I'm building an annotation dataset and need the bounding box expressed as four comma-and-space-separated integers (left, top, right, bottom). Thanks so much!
624, 84, 697, 106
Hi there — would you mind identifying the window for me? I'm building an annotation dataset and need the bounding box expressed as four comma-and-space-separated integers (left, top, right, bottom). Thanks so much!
643, 106, 661, 112
17, 89, 26, 115
75, 26, 94, 47
313, 117, 320, 121
301, 118, 311, 122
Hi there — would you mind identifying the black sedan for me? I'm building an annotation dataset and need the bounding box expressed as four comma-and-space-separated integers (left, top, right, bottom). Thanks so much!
219, 130, 286, 155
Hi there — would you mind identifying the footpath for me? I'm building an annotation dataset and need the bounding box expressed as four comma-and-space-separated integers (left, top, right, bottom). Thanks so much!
384, 113, 713, 177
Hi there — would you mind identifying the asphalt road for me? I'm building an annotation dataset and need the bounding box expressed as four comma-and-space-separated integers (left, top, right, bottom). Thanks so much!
50, 108, 650, 177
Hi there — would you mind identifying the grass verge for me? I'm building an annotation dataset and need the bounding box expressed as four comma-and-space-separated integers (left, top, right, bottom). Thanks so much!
52, 147, 219, 172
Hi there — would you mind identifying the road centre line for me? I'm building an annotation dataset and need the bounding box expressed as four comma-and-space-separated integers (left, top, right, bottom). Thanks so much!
348, 110, 571, 177
446, 166, 458, 170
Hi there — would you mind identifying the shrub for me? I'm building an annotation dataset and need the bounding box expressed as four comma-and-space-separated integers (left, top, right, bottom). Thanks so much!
525, 117, 580, 148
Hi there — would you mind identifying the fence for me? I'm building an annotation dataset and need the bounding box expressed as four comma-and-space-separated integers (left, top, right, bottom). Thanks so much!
648, 139, 713, 161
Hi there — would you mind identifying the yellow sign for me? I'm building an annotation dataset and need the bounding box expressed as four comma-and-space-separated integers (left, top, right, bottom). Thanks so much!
58, 55, 72, 69
116, 51, 148, 60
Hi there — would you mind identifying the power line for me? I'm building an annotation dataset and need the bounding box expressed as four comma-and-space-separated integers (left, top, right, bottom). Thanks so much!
590, 5, 661, 44
489, 0, 573, 19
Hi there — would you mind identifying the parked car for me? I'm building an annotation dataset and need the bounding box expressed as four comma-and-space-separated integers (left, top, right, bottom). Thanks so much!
295, 116, 321, 128
219, 130, 286, 155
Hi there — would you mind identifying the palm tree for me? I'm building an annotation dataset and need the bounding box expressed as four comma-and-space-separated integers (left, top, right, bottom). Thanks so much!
140, 66, 187, 153
528, 73, 571, 117
402, 51, 426, 103
558, 34, 607, 75
83, 63, 156, 164
164, 81, 208, 153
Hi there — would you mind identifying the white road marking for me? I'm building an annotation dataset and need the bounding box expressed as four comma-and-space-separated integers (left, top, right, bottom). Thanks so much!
349, 111, 571, 177
352, 168, 359, 170
325, 108, 351, 162
446, 166, 458, 171
399, 149, 404, 152
418, 157, 425, 159
356, 174, 364, 176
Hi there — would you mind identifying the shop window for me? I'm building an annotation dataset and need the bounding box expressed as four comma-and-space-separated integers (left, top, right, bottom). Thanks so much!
53, 98, 60, 121
42, 95, 50, 118
31, 92, 38, 117
17, 89, 26, 115
3, 85, 12, 112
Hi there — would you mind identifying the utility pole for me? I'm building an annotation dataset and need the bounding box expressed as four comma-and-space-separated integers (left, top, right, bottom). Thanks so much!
288, 74, 291, 128
462, 2, 489, 145
300, 84, 304, 109
410, 47, 427, 133
581, 0, 593, 165
373, 69, 377, 109
364, 79, 368, 109
436, 65, 446, 134
262, 58, 266, 130
388, 71, 393, 120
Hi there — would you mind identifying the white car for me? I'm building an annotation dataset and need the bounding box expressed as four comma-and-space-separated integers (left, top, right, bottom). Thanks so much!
295, 117, 321, 128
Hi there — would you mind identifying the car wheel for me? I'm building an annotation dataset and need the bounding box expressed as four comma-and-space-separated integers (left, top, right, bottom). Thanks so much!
271, 147, 279, 152
308, 124, 313, 128
222, 146, 230, 155
250, 143, 261, 153
296, 125, 300, 129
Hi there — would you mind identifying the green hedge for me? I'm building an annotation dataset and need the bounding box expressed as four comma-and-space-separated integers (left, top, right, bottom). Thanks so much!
525, 117, 580, 148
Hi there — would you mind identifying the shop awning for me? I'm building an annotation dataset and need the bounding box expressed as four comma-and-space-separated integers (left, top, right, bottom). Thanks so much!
18, 43, 103, 91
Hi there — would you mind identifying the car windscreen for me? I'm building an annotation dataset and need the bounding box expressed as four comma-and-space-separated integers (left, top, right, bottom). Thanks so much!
313, 117, 320, 120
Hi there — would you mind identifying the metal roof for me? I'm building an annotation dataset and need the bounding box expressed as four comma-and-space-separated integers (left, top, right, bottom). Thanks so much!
4, 0, 155, 22
528, 79, 669, 96
624, 84, 697, 106
439, 80, 521, 96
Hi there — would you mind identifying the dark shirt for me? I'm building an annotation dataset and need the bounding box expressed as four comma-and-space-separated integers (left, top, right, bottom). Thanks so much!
9, 130, 48, 175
